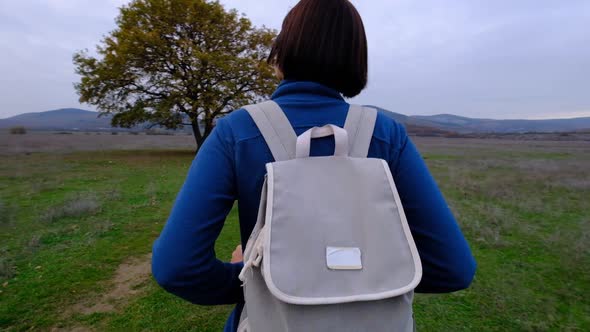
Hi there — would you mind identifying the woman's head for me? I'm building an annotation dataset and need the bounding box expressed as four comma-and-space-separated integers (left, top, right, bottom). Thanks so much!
269, 0, 368, 98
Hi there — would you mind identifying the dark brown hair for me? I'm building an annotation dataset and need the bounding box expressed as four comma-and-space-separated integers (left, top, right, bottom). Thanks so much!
268, 0, 368, 98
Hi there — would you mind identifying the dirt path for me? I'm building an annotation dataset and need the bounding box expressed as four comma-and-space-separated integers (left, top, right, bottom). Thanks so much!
72, 254, 152, 315
54, 254, 152, 331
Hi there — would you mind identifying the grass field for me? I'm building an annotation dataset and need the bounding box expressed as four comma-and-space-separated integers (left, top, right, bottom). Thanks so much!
1, 134, 589, 331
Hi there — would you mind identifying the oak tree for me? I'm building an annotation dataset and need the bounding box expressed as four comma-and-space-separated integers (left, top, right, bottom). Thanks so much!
74, 0, 277, 149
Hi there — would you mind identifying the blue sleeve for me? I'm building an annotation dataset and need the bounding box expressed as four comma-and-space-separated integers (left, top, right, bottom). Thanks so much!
151, 119, 244, 305
390, 125, 476, 293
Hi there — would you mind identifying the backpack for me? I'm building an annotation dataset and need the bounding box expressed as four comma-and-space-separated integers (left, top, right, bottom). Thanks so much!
237, 101, 422, 332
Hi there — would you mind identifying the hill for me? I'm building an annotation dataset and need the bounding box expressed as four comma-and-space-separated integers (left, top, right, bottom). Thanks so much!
2, 107, 589, 134
0, 108, 112, 131
411, 114, 590, 133
369, 106, 590, 134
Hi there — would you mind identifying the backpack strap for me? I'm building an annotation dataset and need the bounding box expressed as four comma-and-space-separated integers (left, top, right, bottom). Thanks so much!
344, 105, 378, 158
243, 101, 297, 162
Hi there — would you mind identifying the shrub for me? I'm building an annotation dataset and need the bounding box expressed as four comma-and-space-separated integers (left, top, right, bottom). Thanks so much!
9, 126, 26, 135
27, 235, 41, 251
40, 193, 102, 223
145, 129, 172, 136
0, 257, 16, 279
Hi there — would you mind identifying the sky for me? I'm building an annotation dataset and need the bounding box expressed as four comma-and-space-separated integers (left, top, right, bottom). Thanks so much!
1, 0, 589, 120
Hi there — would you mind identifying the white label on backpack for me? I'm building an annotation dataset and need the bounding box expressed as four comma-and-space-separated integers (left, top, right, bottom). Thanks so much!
326, 247, 362, 270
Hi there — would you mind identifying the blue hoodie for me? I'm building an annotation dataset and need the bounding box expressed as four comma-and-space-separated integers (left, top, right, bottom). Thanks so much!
152, 80, 477, 331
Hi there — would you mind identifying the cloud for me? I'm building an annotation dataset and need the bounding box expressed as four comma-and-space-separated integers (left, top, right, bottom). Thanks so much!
0, 0, 589, 119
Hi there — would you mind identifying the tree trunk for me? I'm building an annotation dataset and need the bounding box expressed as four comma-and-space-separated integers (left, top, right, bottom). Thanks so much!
191, 121, 204, 153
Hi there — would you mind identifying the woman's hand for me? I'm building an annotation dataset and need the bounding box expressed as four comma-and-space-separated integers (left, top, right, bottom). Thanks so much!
231, 244, 243, 263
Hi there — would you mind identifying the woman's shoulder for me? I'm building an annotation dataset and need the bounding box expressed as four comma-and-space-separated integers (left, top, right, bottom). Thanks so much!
216, 108, 260, 143
371, 106, 409, 150
217, 105, 409, 151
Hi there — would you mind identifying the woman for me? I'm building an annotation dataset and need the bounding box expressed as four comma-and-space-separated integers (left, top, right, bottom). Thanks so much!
152, 0, 476, 331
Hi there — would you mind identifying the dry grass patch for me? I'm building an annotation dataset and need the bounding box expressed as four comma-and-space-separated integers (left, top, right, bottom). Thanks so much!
0, 198, 15, 225
40, 193, 102, 223
0, 257, 16, 279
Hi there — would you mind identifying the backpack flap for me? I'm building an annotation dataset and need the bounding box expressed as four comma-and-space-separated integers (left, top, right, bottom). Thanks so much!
260, 157, 422, 305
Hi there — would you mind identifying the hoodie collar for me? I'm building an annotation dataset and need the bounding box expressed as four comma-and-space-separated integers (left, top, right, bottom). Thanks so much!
271, 80, 344, 101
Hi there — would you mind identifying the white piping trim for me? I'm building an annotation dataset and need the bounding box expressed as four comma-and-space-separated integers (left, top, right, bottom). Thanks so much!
260, 159, 423, 305
381, 159, 423, 287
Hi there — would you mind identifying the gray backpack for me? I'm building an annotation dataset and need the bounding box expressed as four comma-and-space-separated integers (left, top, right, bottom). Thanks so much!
238, 101, 422, 332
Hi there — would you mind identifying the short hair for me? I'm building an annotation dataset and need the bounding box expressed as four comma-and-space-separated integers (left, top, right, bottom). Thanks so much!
268, 0, 368, 98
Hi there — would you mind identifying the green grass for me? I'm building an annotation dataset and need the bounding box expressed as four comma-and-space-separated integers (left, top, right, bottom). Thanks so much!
1, 141, 589, 331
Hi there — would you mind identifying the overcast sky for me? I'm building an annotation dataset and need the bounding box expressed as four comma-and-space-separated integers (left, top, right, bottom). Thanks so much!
1, 0, 589, 119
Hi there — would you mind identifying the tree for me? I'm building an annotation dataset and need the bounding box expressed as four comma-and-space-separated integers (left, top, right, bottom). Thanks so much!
74, 0, 277, 149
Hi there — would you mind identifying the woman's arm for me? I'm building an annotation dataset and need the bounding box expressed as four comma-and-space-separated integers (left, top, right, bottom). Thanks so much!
151, 119, 243, 305
390, 125, 476, 293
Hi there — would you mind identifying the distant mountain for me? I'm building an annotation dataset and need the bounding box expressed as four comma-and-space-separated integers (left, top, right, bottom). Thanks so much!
2, 107, 589, 134
411, 113, 590, 133
370, 106, 590, 134
0, 108, 113, 131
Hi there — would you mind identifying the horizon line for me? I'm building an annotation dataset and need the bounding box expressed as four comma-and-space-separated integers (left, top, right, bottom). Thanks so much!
1, 107, 589, 122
